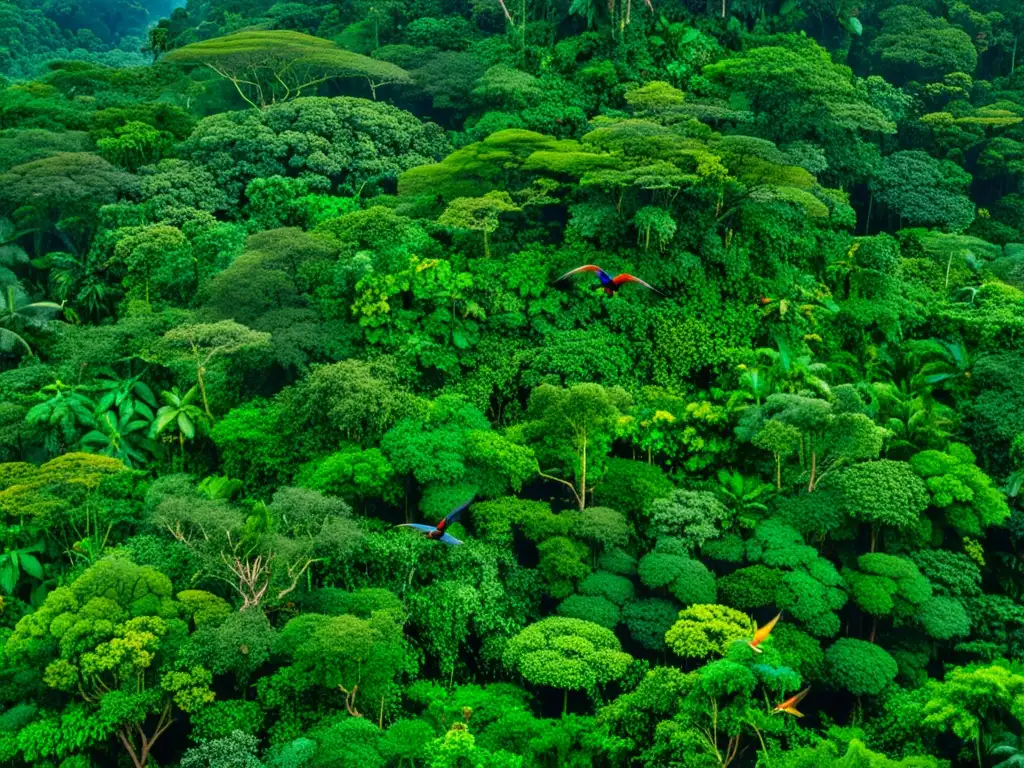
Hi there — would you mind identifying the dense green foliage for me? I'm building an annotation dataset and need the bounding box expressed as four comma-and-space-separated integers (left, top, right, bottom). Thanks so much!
4, 0, 1024, 765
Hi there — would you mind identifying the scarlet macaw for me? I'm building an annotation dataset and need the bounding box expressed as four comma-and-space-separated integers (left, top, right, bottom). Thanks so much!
773, 687, 810, 717
748, 612, 782, 654
554, 265, 662, 297
395, 499, 471, 546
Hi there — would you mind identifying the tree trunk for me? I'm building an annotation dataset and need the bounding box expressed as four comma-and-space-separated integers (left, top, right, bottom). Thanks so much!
864, 192, 873, 235
562, 688, 568, 717
775, 453, 782, 490
196, 364, 214, 422
870, 527, 877, 553
579, 429, 587, 510
869, 616, 877, 644
807, 449, 817, 492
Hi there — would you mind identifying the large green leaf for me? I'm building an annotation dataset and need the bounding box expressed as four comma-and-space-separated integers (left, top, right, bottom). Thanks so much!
0, 560, 16, 594
19, 553, 44, 580
134, 381, 157, 406
178, 412, 196, 439
154, 408, 179, 435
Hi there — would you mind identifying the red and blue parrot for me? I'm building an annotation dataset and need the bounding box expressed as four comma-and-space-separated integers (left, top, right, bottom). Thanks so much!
395, 499, 471, 546
555, 265, 662, 297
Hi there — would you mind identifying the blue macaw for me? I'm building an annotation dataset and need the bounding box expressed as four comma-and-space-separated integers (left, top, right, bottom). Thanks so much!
396, 499, 471, 546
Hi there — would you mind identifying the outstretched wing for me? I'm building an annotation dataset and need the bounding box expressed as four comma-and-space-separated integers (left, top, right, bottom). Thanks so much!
751, 612, 782, 647
555, 265, 612, 285
438, 498, 473, 531
438, 533, 463, 546
775, 687, 810, 713
396, 523, 437, 534
612, 273, 661, 293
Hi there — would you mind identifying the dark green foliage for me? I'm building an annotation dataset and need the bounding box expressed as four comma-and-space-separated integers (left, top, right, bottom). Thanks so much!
718, 565, 783, 610
826, 638, 899, 696
621, 598, 680, 651
1, 1, 1023, 765
178, 97, 450, 205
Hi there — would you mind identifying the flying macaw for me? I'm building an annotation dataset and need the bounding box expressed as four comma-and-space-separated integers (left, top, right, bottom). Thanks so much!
773, 687, 810, 718
747, 612, 782, 654
554, 265, 662, 297
395, 499, 471, 546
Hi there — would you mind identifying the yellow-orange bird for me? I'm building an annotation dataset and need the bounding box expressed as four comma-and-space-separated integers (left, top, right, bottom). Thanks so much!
773, 687, 810, 717
747, 612, 782, 653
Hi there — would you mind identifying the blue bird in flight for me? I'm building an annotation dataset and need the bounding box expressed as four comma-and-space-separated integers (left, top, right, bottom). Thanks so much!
396, 499, 471, 546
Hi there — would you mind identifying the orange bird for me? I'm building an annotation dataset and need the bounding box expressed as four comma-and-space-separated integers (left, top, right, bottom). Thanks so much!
773, 687, 810, 717
748, 612, 782, 654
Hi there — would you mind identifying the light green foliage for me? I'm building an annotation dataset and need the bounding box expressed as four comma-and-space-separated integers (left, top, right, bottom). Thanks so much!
408, 580, 481, 678
3, 556, 213, 765
910, 444, 1010, 536
665, 604, 753, 660
782, 740, 947, 767
922, 662, 1024, 757
351, 255, 483, 374
502, 617, 632, 701
437, 191, 520, 257
522, 383, 631, 510
536, 536, 590, 599
166, 31, 412, 108
830, 460, 930, 534
272, 609, 411, 718
382, 394, 536, 509
97, 121, 172, 172
844, 554, 932, 619
299, 446, 399, 507
113, 224, 193, 305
